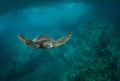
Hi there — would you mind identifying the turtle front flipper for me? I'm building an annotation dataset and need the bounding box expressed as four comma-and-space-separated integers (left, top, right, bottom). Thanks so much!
54, 33, 72, 47
18, 34, 38, 48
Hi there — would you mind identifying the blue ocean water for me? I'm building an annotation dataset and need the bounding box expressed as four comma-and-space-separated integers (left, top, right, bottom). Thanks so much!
0, 1, 120, 81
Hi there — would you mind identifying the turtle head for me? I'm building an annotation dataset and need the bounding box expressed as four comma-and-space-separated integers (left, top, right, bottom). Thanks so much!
42, 41, 54, 48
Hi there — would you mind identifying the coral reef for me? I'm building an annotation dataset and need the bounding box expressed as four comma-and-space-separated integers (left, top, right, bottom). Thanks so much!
59, 19, 120, 81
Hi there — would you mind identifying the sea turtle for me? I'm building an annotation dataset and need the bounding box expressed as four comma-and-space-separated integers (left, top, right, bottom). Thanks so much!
18, 33, 72, 48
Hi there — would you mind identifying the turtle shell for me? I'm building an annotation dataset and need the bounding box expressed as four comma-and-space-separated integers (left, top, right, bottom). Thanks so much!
33, 35, 55, 43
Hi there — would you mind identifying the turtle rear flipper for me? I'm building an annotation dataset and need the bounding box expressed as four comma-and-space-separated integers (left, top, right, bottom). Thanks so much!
54, 33, 72, 47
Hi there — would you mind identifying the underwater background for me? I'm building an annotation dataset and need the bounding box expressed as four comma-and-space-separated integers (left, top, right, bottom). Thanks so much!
0, 0, 120, 81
